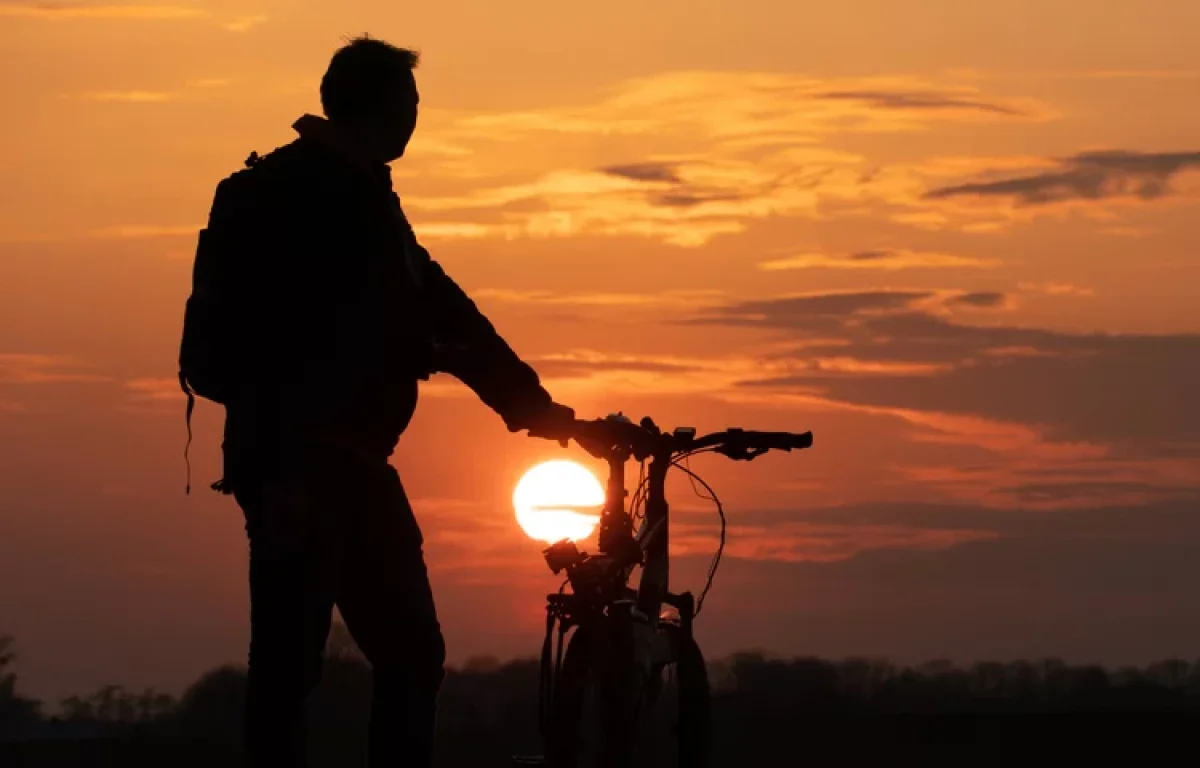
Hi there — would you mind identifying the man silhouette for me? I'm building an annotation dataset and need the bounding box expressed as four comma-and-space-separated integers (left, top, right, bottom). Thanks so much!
197, 36, 574, 767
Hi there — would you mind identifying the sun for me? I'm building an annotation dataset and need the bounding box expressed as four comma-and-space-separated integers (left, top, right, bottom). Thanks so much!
513, 460, 605, 544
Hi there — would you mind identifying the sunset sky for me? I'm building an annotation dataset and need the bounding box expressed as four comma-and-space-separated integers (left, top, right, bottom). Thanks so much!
3, 0, 1200, 703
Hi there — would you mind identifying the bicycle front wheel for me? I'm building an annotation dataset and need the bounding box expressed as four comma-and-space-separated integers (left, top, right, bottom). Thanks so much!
546, 619, 711, 768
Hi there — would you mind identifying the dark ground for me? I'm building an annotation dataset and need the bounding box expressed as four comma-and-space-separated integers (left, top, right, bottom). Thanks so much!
5, 639, 1200, 766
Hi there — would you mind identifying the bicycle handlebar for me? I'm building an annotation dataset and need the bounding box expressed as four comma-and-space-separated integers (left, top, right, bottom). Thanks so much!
558, 416, 813, 461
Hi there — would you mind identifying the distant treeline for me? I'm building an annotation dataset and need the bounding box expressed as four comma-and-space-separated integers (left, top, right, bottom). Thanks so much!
3, 631, 1198, 765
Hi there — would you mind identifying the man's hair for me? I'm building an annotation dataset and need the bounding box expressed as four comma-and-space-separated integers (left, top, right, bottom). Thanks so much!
320, 35, 420, 121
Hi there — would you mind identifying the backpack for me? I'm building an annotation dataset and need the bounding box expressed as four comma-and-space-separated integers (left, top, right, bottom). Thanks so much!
178, 151, 269, 494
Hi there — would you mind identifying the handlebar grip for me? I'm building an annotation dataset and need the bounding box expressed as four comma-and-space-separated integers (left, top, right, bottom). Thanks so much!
738, 430, 813, 451
788, 431, 814, 450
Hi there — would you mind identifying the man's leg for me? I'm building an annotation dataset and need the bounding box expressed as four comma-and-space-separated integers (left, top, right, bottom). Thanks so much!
237, 479, 342, 767
336, 463, 446, 768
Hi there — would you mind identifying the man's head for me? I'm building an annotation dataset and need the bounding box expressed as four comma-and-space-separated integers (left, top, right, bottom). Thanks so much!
320, 35, 420, 163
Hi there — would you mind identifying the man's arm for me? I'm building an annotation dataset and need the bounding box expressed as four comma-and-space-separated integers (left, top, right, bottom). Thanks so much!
407, 236, 563, 431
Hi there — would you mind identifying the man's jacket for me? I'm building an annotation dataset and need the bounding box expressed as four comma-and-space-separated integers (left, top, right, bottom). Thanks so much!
211, 114, 552, 483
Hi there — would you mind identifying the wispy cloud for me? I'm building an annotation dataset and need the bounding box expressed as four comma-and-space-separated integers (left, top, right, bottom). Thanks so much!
406, 68, 1200, 240
412, 222, 520, 240
0, 2, 207, 19
405, 72, 1052, 245
222, 13, 265, 32
71, 75, 238, 104
671, 518, 998, 563
695, 291, 1200, 450
425, 348, 800, 401
0, 354, 106, 384
955, 68, 1200, 82
78, 90, 177, 103
1018, 281, 1095, 297
124, 377, 181, 402
88, 225, 198, 238
944, 291, 1009, 309
474, 288, 726, 309
758, 249, 999, 271
406, 152, 865, 246
849, 149, 1200, 233
449, 72, 1048, 143
1, 3, 265, 34
814, 89, 1027, 117
925, 150, 1200, 205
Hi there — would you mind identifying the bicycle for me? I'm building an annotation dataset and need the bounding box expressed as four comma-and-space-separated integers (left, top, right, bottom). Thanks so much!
513, 413, 813, 767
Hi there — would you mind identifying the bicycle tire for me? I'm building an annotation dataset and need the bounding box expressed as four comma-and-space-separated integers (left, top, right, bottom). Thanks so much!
546, 620, 711, 768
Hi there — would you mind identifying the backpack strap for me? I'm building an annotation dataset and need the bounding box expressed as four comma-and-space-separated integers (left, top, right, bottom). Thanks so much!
179, 371, 195, 494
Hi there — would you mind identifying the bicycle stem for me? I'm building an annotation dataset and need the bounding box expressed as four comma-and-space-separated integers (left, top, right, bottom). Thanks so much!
634, 453, 671, 625
596, 449, 631, 556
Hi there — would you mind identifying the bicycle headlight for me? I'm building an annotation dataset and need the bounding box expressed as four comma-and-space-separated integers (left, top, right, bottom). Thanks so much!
543, 538, 585, 575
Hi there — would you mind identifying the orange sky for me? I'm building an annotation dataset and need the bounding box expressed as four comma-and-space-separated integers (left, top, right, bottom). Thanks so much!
3, 0, 1200, 702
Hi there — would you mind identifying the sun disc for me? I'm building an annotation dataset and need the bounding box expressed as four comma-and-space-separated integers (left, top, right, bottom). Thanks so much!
513, 460, 604, 543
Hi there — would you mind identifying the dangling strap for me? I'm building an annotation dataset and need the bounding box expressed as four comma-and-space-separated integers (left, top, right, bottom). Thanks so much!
179, 371, 195, 495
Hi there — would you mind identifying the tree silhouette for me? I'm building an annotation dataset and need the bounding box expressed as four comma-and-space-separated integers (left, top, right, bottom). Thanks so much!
6, 628, 1200, 764
0, 634, 42, 739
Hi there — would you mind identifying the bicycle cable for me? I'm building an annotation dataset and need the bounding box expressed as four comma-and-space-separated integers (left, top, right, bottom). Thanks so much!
630, 459, 648, 525
674, 451, 725, 618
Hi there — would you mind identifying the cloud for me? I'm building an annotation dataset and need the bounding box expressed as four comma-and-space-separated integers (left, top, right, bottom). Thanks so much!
695, 497, 1200, 541
71, 76, 238, 105
1073, 69, 1200, 80
696, 290, 936, 330
451, 73, 1045, 143
0, 2, 206, 19
678, 497, 1200, 665
412, 222, 520, 240
814, 89, 1027, 117
0, 354, 105, 384
473, 288, 726, 309
925, 150, 1200, 205
402, 74, 1195, 239
671, 518, 997, 564
406, 161, 792, 246
944, 291, 1007, 308
423, 348, 804, 402
996, 480, 1198, 506
124, 377, 181, 402
1017, 281, 1095, 297
960, 68, 1200, 83
78, 90, 177, 103
526, 351, 704, 379
2, 3, 264, 36
602, 162, 684, 184
695, 292, 1200, 448
758, 249, 999, 271
522, 350, 782, 395
404, 72, 1050, 245
88, 225, 198, 238
222, 13, 265, 32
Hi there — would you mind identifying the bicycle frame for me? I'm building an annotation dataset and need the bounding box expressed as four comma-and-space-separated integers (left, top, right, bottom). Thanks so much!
545, 439, 689, 619
529, 417, 812, 766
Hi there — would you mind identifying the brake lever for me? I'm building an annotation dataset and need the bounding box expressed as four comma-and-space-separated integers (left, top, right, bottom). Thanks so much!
715, 445, 770, 461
